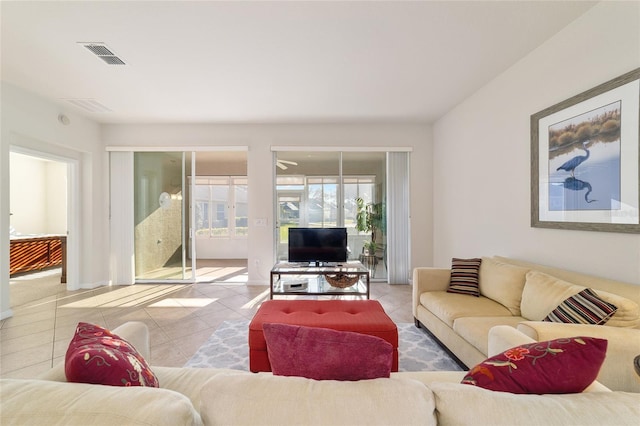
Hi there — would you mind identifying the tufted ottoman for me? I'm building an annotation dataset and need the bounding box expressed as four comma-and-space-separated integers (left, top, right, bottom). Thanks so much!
249, 299, 398, 372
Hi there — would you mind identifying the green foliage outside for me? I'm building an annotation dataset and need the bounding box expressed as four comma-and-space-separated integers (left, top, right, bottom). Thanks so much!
355, 197, 384, 253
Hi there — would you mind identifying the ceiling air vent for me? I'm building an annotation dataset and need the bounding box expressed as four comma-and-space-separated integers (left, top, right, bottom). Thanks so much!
64, 98, 112, 113
79, 42, 126, 65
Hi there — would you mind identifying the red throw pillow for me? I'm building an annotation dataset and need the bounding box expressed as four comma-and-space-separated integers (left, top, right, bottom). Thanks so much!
461, 336, 607, 394
262, 323, 393, 381
65, 322, 159, 387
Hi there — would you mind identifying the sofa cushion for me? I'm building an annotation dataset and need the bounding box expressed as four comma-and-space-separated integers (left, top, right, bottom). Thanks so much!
521, 271, 584, 321
200, 373, 437, 426
0, 379, 201, 426
447, 258, 482, 296
420, 291, 511, 327
430, 382, 640, 426
479, 257, 529, 315
263, 323, 393, 380
461, 336, 607, 394
152, 366, 250, 413
453, 316, 526, 356
65, 322, 159, 387
593, 290, 640, 328
521, 271, 639, 327
544, 288, 617, 325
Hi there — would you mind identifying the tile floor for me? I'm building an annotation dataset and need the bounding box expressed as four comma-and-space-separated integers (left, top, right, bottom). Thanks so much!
0, 265, 413, 379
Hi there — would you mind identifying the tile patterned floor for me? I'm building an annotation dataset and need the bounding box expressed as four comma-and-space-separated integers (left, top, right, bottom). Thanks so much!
0, 266, 413, 379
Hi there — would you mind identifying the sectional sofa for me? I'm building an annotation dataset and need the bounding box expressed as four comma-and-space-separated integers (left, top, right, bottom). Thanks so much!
413, 255, 640, 393
2, 321, 638, 425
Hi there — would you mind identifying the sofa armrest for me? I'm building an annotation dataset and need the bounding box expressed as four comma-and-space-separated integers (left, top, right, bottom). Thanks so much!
412, 267, 451, 317
517, 321, 640, 393
111, 321, 151, 360
413, 267, 451, 292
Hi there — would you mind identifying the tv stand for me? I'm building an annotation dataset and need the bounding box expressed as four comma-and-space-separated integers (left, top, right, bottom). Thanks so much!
270, 261, 370, 299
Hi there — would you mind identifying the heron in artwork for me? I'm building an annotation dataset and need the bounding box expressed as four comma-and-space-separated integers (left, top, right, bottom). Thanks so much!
556, 140, 590, 177
563, 177, 597, 204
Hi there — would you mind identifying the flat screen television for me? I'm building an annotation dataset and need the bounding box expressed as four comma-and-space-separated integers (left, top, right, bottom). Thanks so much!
288, 227, 348, 265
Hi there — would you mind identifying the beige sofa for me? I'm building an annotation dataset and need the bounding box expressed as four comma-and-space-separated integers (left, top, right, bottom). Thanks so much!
413, 255, 640, 393
1, 321, 638, 426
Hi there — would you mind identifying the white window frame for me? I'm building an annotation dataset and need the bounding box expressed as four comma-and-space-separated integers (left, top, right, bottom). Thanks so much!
193, 176, 248, 239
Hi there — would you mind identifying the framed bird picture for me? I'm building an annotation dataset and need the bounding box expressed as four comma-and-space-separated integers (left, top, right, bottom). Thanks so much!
531, 68, 640, 233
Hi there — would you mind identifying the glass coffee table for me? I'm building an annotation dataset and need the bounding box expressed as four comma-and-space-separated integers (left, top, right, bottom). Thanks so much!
270, 261, 370, 299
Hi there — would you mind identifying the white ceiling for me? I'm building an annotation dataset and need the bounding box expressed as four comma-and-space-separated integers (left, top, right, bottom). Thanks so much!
1, 1, 596, 124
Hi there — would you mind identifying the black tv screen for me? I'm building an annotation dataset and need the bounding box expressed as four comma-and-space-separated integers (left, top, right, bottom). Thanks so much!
288, 227, 348, 264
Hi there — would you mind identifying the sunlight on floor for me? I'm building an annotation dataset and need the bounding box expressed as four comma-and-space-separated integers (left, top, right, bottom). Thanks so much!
148, 298, 217, 308
138, 260, 249, 283
59, 284, 190, 309
196, 266, 248, 283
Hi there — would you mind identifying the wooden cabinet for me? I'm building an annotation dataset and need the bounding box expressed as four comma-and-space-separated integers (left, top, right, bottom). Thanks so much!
10, 235, 67, 283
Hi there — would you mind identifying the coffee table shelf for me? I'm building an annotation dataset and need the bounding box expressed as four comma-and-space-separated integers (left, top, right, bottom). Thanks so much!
270, 261, 370, 299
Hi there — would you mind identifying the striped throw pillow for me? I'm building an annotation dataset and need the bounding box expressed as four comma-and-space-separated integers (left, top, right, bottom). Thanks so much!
544, 288, 618, 325
447, 258, 482, 297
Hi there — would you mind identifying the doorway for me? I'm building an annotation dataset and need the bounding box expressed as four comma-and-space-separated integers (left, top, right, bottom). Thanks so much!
120, 150, 248, 283
274, 151, 389, 279
9, 150, 70, 291
191, 151, 248, 283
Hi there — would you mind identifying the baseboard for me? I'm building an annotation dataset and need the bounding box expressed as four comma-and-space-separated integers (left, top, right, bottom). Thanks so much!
414, 318, 469, 371
1, 308, 14, 320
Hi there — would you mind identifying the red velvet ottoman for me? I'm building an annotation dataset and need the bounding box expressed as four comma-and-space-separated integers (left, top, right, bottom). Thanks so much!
249, 299, 398, 372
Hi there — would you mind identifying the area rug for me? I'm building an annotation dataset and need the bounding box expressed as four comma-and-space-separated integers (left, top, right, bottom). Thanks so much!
185, 320, 464, 372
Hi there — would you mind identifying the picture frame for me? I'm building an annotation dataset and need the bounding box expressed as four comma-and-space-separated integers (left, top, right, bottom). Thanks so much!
531, 68, 640, 234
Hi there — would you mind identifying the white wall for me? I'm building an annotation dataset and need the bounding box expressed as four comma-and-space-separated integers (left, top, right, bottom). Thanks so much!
44, 160, 67, 234
433, 1, 640, 284
1, 83, 107, 319
9, 152, 66, 235
102, 123, 433, 284
195, 238, 248, 259
9, 153, 46, 234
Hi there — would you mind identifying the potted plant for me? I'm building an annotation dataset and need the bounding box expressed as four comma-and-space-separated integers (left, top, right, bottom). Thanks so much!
362, 240, 378, 256
355, 197, 384, 256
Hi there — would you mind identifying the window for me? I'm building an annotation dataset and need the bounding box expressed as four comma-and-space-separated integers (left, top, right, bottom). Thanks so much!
343, 176, 375, 233
307, 177, 338, 227
276, 174, 375, 233
234, 178, 248, 236
194, 176, 248, 238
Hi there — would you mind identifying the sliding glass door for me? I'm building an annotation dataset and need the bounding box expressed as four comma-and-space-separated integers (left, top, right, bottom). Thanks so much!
110, 149, 249, 284
343, 152, 386, 278
275, 151, 389, 279
134, 151, 193, 281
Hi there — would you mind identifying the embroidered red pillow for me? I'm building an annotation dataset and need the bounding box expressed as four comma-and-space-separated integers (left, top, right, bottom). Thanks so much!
461, 336, 607, 394
263, 323, 393, 381
65, 322, 159, 387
